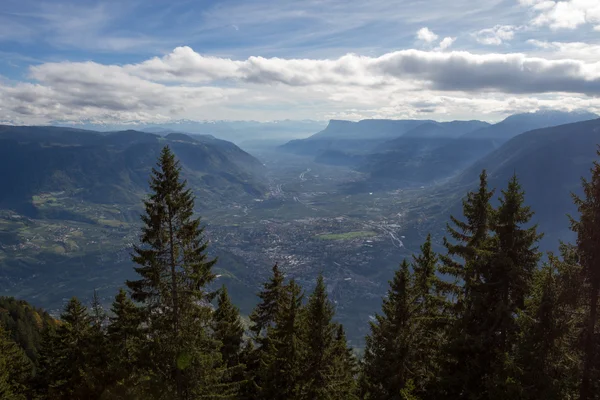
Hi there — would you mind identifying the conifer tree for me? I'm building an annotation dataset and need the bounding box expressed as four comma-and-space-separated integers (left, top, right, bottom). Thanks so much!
571, 149, 600, 400
360, 260, 415, 399
250, 263, 285, 339
212, 285, 244, 369
126, 146, 226, 399
301, 274, 346, 400
84, 290, 110, 396
438, 170, 496, 399
260, 279, 305, 400
246, 263, 286, 398
36, 297, 96, 399
410, 234, 447, 398
483, 174, 542, 396
105, 288, 145, 397
212, 284, 246, 395
330, 324, 359, 400
515, 244, 582, 400
0, 325, 31, 400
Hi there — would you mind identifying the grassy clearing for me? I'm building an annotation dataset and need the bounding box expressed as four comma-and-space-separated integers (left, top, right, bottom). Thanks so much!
316, 231, 378, 241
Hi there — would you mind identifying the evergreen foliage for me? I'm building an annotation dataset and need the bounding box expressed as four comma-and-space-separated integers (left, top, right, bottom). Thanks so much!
571, 148, 600, 400
9, 149, 600, 400
126, 145, 229, 399
259, 279, 305, 400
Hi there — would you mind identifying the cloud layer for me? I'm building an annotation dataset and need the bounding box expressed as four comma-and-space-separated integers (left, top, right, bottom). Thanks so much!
2, 45, 600, 124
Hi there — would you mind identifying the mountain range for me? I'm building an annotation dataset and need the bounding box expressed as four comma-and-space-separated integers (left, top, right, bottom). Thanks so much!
52, 119, 328, 147
282, 110, 599, 188
0, 125, 267, 216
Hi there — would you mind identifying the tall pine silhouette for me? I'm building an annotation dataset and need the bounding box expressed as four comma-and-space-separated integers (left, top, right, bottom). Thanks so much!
571, 148, 600, 400
127, 146, 226, 399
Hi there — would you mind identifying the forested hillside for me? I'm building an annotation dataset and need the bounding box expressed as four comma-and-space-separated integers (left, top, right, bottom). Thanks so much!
2, 145, 600, 399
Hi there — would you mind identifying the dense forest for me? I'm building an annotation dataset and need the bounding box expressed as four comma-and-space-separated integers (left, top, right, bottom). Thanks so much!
2, 145, 600, 400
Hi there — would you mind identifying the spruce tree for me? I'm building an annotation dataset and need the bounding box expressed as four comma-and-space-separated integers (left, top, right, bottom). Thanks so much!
246, 263, 286, 398
0, 325, 31, 400
301, 274, 344, 400
260, 279, 305, 400
360, 260, 415, 399
438, 170, 496, 399
250, 263, 285, 339
212, 285, 244, 369
515, 245, 582, 400
126, 146, 225, 399
571, 149, 600, 400
105, 288, 145, 397
36, 297, 96, 399
410, 234, 447, 398
330, 324, 359, 400
85, 290, 110, 396
483, 174, 542, 397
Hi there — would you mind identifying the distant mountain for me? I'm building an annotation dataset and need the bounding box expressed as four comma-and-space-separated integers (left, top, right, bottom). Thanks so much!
279, 119, 437, 157
401, 120, 490, 139
53, 119, 327, 145
361, 110, 598, 185
310, 119, 436, 140
427, 117, 600, 252
0, 126, 267, 215
462, 109, 599, 140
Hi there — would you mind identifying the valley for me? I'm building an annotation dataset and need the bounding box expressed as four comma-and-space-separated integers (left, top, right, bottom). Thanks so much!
2, 112, 600, 346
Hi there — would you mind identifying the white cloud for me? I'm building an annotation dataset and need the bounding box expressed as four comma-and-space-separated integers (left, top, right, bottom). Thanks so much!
521, 0, 600, 30
436, 37, 456, 50
474, 25, 516, 45
105, 46, 600, 94
416, 27, 439, 43
528, 40, 600, 62
2, 46, 600, 124
594, 25, 600, 31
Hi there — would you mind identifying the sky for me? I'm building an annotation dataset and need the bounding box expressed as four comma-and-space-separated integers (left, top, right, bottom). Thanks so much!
0, 0, 599, 124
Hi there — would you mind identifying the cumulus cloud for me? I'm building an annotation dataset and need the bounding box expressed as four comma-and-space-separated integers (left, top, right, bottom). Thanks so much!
474, 25, 516, 45
416, 27, 438, 43
528, 40, 600, 62
110, 46, 600, 95
436, 37, 456, 51
2, 46, 600, 123
521, 0, 600, 29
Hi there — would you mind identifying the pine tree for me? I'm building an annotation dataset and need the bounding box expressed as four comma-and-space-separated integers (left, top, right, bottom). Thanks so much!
84, 290, 110, 395
250, 263, 285, 340
105, 288, 145, 397
440, 170, 495, 303
301, 274, 345, 400
360, 260, 415, 399
515, 244, 582, 400
126, 146, 226, 399
483, 174, 542, 397
36, 297, 96, 399
246, 263, 286, 398
0, 325, 31, 400
330, 324, 359, 400
211, 284, 246, 395
260, 279, 305, 400
571, 149, 600, 400
212, 285, 244, 368
437, 170, 496, 399
410, 234, 447, 398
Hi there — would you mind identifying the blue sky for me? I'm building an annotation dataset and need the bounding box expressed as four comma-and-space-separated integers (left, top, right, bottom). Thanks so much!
0, 0, 599, 124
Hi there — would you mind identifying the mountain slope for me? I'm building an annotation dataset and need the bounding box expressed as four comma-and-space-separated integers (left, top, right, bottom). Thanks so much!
0, 126, 267, 214
427, 118, 600, 251
462, 109, 598, 140
362, 110, 598, 185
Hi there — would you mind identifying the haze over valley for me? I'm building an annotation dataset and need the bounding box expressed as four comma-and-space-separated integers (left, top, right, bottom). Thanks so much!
2, 109, 600, 343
